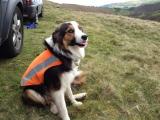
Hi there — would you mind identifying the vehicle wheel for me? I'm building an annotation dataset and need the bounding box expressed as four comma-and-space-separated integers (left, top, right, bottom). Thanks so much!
0, 7, 23, 58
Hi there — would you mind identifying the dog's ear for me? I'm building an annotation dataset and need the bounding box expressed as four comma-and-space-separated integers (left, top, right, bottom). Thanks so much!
52, 23, 70, 46
52, 27, 60, 44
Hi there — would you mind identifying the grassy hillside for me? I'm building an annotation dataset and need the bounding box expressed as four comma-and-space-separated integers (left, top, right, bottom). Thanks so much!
102, 1, 160, 22
105, 2, 160, 22
103, 0, 160, 8
130, 2, 160, 22
54, 3, 112, 14
102, 1, 141, 8
0, 1, 160, 120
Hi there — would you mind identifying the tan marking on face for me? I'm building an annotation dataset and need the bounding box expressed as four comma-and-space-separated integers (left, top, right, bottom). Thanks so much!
63, 24, 75, 48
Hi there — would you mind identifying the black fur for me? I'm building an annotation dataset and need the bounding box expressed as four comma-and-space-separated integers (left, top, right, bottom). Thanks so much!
42, 22, 75, 91
43, 40, 73, 91
44, 66, 61, 90
43, 41, 72, 71
22, 40, 73, 106
22, 85, 47, 107
22, 22, 74, 103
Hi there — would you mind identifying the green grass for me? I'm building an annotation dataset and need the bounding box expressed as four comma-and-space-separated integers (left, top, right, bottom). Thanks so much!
0, 1, 160, 120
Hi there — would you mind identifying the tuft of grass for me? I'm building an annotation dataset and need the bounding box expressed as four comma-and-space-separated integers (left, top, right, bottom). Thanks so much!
0, 1, 160, 120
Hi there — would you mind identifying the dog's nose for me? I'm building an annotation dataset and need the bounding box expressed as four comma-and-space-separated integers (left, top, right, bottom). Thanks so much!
81, 35, 88, 41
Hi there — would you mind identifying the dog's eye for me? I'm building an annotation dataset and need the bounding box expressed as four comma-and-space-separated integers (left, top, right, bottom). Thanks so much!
66, 29, 75, 33
78, 26, 84, 32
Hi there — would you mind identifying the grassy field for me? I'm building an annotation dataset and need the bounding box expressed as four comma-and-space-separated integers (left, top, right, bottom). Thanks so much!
0, 1, 160, 120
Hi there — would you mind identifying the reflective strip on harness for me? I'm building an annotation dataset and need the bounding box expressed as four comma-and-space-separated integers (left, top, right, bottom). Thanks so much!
21, 56, 59, 85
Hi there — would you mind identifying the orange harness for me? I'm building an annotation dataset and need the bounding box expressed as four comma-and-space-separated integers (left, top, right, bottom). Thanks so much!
21, 49, 62, 86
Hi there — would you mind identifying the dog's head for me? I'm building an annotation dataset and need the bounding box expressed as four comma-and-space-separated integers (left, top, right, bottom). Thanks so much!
52, 21, 88, 49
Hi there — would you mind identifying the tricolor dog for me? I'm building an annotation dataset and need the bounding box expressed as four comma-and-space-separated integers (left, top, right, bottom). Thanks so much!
21, 21, 88, 120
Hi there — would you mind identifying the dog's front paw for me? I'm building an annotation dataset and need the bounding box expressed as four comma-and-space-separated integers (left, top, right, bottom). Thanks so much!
63, 116, 70, 120
74, 92, 87, 101
50, 103, 58, 114
72, 101, 83, 107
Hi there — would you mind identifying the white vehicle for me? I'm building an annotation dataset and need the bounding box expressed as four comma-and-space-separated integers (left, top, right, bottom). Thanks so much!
23, 0, 43, 23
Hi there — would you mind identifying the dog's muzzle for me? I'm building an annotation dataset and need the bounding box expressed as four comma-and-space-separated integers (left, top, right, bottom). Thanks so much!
81, 35, 88, 41
70, 35, 88, 47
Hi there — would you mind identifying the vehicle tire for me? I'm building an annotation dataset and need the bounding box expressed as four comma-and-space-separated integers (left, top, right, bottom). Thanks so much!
0, 7, 23, 58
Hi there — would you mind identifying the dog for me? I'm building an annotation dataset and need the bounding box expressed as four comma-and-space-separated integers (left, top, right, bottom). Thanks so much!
21, 21, 88, 120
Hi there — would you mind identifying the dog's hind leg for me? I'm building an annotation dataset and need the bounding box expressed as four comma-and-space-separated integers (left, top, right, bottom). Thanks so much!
51, 90, 70, 120
23, 89, 46, 105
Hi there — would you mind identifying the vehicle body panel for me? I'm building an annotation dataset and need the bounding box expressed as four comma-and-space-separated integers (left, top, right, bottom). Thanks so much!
23, 0, 43, 18
0, 0, 23, 46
